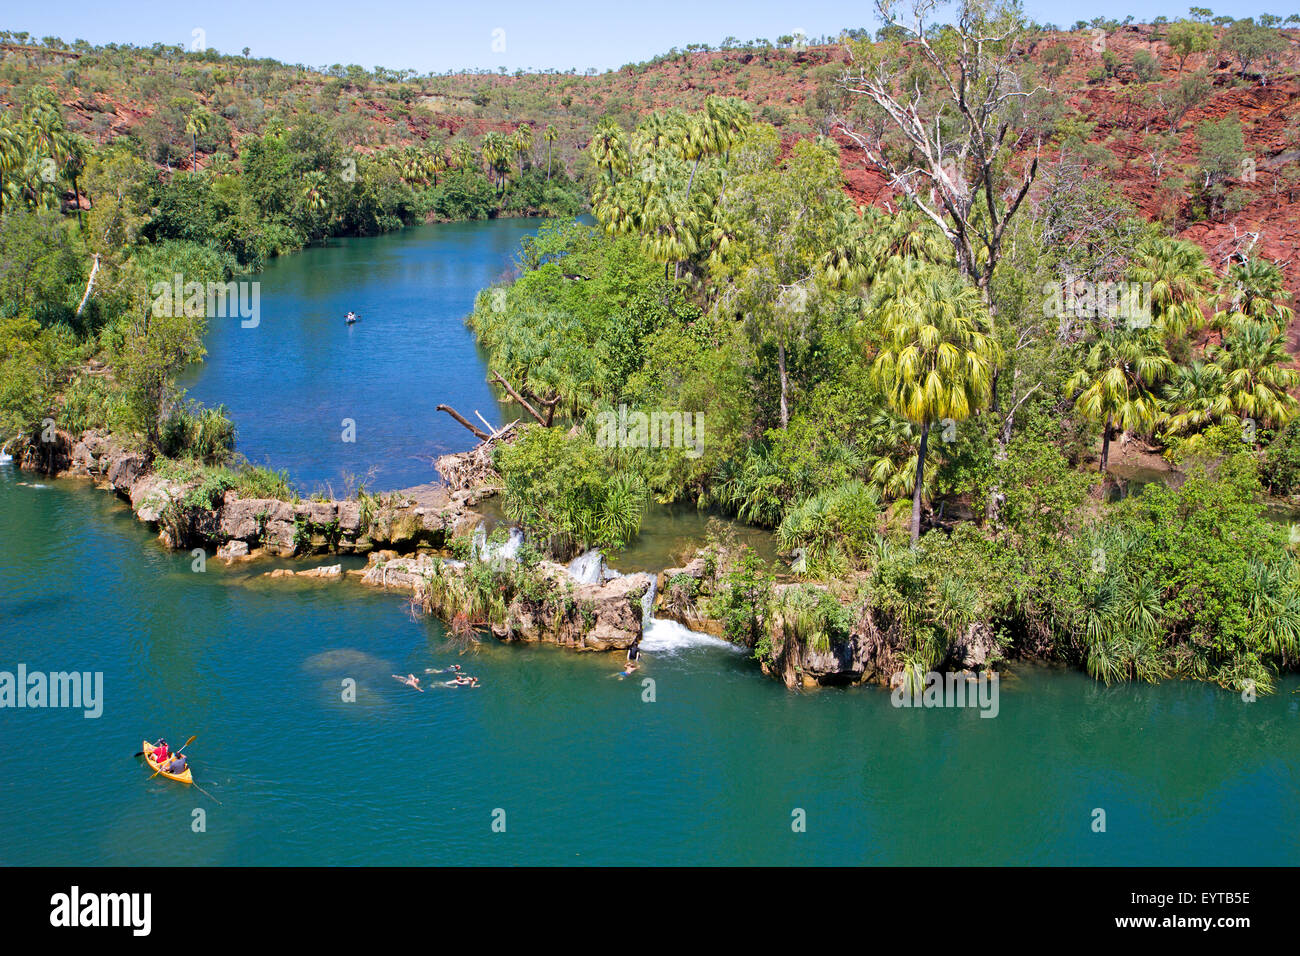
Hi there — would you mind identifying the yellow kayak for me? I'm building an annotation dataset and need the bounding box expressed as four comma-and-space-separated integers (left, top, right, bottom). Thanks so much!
141, 739, 193, 785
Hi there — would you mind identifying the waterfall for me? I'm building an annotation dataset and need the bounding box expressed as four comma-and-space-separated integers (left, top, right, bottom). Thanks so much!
640, 617, 739, 654
0, 436, 13, 464
499, 527, 524, 560
639, 575, 657, 628
596, 561, 733, 655
470, 527, 488, 560
474, 526, 526, 564
566, 548, 605, 584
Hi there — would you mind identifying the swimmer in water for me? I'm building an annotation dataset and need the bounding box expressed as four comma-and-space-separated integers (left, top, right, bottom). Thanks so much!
393, 673, 424, 692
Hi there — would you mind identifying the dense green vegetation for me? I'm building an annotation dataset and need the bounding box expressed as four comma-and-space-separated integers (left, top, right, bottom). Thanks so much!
463, 4, 1300, 692
2, 4, 1299, 691
0, 69, 583, 474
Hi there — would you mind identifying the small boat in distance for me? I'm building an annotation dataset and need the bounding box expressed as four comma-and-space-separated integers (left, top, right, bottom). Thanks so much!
345, 311, 360, 324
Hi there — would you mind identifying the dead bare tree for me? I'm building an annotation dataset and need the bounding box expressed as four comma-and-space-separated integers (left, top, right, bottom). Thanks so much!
833, 0, 1049, 301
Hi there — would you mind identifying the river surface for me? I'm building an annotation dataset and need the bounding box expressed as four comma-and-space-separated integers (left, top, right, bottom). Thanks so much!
180, 219, 542, 493
2, 219, 1298, 865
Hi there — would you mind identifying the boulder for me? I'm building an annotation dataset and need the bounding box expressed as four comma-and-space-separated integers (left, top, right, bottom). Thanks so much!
217, 540, 250, 561
298, 564, 342, 578
107, 452, 147, 495
337, 500, 361, 534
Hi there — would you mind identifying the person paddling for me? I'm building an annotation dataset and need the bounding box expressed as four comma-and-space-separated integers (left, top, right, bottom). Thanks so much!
149, 738, 170, 764
165, 753, 187, 775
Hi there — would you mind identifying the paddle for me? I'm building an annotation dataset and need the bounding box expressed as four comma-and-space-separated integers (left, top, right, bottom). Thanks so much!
146, 735, 196, 780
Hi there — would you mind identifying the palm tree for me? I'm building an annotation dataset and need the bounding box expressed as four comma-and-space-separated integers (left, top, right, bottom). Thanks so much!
481, 131, 510, 193
542, 124, 558, 180
0, 118, 26, 217
1127, 236, 1216, 340
427, 142, 447, 185
871, 263, 998, 544
400, 147, 426, 186
184, 108, 210, 172
510, 124, 533, 171
452, 140, 474, 172
1208, 320, 1300, 434
1215, 257, 1295, 333
1162, 359, 1225, 436
301, 169, 329, 213
58, 130, 88, 224
587, 118, 629, 185
1068, 331, 1174, 473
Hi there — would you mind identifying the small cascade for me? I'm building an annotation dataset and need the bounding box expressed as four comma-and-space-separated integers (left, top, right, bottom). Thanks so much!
469, 527, 488, 560
639, 575, 657, 628
566, 548, 605, 584
498, 527, 524, 560
640, 617, 738, 654
474, 525, 526, 564
0, 437, 13, 464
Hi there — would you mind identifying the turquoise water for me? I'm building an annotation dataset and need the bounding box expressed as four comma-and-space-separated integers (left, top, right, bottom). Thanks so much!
2, 220, 1298, 866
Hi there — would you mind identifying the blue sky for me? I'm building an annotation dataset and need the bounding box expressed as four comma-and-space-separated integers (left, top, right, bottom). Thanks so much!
5, 1, 1291, 73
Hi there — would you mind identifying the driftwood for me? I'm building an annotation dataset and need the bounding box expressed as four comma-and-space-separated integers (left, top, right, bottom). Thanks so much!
437, 404, 490, 441
435, 420, 519, 492
489, 373, 548, 426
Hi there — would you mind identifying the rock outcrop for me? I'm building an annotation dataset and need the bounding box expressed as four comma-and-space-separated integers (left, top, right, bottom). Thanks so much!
357, 551, 654, 651
19, 428, 478, 560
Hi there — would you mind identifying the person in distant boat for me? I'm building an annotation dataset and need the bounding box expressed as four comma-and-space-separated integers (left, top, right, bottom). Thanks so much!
393, 673, 423, 692
346, 311, 357, 321
165, 753, 187, 774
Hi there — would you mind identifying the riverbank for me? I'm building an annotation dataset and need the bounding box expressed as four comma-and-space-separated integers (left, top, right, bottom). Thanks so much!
14, 423, 1000, 689
16, 426, 662, 655
11, 461, 1297, 866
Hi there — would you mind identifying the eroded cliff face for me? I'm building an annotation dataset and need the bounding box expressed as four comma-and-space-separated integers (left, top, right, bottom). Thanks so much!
19, 428, 480, 559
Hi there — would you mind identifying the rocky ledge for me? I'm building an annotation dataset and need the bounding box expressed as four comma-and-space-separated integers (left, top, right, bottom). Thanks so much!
20, 428, 482, 559
657, 550, 1001, 689
355, 551, 655, 651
